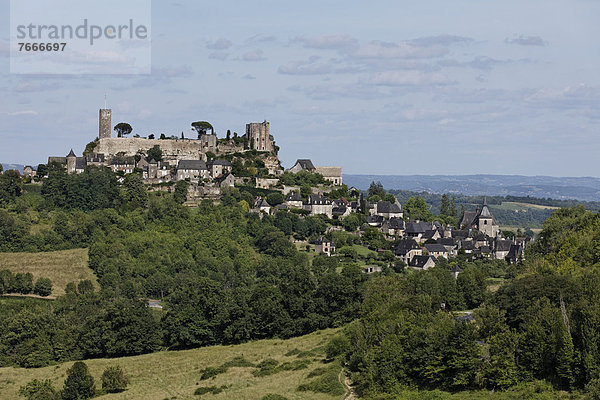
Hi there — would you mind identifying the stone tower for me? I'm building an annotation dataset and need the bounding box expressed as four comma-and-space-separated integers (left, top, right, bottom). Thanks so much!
476, 197, 499, 238
99, 109, 112, 139
66, 149, 77, 174
246, 121, 273, 152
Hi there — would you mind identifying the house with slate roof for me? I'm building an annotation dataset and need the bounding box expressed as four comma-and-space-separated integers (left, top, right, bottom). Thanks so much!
395, 239, 422, 264
409, 255, 437, 270
305, 193, 333, 218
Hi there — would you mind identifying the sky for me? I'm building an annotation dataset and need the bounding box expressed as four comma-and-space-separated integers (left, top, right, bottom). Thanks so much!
1, 0, 599, 176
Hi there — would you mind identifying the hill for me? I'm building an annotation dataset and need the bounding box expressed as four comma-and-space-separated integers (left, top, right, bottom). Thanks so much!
0, 328, 345, 400
0, 248, 98, 296
0, 163, 24, 174
344, 174, 600, 202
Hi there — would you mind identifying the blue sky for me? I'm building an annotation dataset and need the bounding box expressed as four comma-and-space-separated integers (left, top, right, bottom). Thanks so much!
1, 0, 599, 176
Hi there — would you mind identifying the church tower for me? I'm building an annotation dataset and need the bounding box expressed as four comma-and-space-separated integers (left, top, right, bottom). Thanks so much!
99, 109, 112, 139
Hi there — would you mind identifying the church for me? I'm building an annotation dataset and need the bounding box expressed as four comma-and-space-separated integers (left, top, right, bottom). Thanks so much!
458, 197, 500, 238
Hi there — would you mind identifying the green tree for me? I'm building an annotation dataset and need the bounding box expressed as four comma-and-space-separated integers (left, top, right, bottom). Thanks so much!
266, 192, 284, 206
77, 280, 94, 295
114, 122, 133, 138
101, 365, 130, 393
367, 181, 385, 199
0, 169, 23, 204
146, 145, 163, 162
62, 361, 95, 400
33, 277, 53, 297
191, 121, 214, 137
404, 196, 433, 221
36, 163, 48, 178
123, 174, 148, 209
14, 272, 34, 294
174, 180, 189, 204
19, 379, 59, 400
440, 194, 451, 216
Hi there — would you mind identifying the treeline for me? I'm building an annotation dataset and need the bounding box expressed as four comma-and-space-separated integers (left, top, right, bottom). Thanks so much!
0, 270, 53, 296
331, 205, 600, 397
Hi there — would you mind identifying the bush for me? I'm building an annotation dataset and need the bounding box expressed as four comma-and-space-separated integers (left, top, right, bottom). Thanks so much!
325, 335, 351, 360
19, 379, 59, 400
261, 395, 290, 400
14, 272, 34, 294
194, 385, 227, 396
266, 192, 284, 206
297, 365, 345, 396
33, 277, 53, 297
200, 366, 227, 380
62, 361, 95, 400
101, 365, 129, 393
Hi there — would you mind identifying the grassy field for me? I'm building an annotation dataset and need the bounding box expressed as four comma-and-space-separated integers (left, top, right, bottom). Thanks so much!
0, 328, 344, 400
0, 248, 98, 296
500, 202, 559, 210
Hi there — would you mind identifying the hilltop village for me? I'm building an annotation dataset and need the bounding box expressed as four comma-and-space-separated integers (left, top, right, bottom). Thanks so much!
20, 108, 529, 270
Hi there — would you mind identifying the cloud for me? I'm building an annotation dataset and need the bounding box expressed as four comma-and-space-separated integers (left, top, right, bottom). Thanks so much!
209, 52, 229, 60
152, 65, 193, 78
242, 49, 266, 62
368, 70, 453, 86
293, 34, 358, 50
241, 74, 256, 80
278, 56, 332, 75
505, 35, 547, 46
409, 34, 474, 47
6, 110, 38, 116
246, 34, 277, 44
206, 38, 233, 50
524, 84, 600, 109
351, 40, 448, 60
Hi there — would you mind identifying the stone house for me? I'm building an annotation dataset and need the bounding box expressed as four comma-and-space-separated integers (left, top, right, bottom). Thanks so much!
254, 197, 271, 214
110, 155, 136, 174
372, 200, 403, 219
314, 166, 343, 186
314, 237, 335, 256
395, 239, 423, 264
215, 172, 235, 188
288, 159, 315, 173
424, 243, 449, 259
409, 255, 437, 270
380, 217, 405, 238
494, 239, 513, 260
176, 160, 209, 182
207, 159, 232, 178
332, 198, 351, 218
23, 166, 36, 178
363, 265, 383, 274
304, 193, 333, 218
284, 191, 303, 208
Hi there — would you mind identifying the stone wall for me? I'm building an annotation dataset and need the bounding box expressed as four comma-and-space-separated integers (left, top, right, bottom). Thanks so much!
96, 138, 208, 160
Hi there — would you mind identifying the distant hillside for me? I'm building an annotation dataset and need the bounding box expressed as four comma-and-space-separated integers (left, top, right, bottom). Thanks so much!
0, 163, 24, 174
345, 174, 600, 202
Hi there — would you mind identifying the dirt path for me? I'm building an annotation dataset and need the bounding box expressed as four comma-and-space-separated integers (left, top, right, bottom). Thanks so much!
339, 367, 358, 400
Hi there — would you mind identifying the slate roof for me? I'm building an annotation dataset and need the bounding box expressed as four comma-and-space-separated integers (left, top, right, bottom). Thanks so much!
437, 238, 457, 247
367, 215, 384, 225
66, 149, 76, 157
110, 156, 135, 166
424, 244, 448, 253
75, 157, 87, 169
460, 240, 476, 251
495, 240, 513, 252
395, 239, 421, 256
376, 200, 402, 214
293, 159, 315, 170
405, 221, 430, 234
451, 265, 464, 273
410, 255, 437, 268
388, 218, 405, 230
306, 194, 331, 205
208, 159, 232, 166
178, 160, 207, 170
285, 192, 302, 202
315, 236, 333, 245
422, 229, 439, 240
